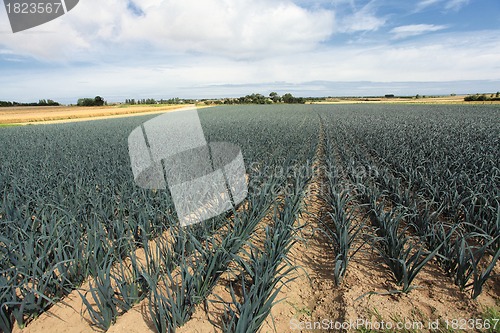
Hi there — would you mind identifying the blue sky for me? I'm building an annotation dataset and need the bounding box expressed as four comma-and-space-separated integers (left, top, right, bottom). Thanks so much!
1, 0, 499, 103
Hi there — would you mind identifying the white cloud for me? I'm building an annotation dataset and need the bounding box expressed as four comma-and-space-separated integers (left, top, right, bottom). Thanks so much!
120, 0, 334, 59
2, 30, 499, 103
0, 1, 499, 102
0, 0, 124, 61
415, 0, 442, 11
247, 31, 500, 85
390, 24, 448, 39
0, 0, 335, 61
414, 0, 469, 12
445, 0, 470, 11
337, 2, 386, 33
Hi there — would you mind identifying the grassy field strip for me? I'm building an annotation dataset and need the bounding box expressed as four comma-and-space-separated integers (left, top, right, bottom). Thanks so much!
310, 95, 500, 105
0, 105, 195, 125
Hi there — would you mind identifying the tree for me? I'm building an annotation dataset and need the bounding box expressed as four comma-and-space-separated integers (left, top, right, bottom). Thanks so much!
281, 93, 305, 104
464, 93, 488, 102
282, 93, 294, 103
0, 101, 13, 107
77, 96, 105, 106
251, 93, 267, 104
94, 96, 105, 106
269, 92, 281, 103
77, 98, 93, 106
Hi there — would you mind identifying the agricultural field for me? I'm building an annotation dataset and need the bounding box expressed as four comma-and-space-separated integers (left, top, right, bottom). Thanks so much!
0, 104, 499, 333
0, 104, 191, 125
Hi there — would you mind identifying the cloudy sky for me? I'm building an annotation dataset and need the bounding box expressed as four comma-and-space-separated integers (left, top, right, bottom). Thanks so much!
1, 0, 499, 103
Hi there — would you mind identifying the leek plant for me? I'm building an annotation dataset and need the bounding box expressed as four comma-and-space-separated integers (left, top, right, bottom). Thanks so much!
322, 187, 363, 286
221, 221, 298, 333
454, 233, 500, 298
145, 264, 197, 333
470, 245, 500, 299
144, 178, 278, 332
372, 207, 441, 293
79, 258, 120, 331
113, 254, 149, 311
220, 173, 307, 333
0, 277, 14, 333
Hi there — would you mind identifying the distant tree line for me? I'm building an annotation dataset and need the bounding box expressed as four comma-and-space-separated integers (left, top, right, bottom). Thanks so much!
464, 92, 500, 101
77, 96, 105, 106
207, 92, 306, 105
0, 99, 60, 107
124, 97, 195, 105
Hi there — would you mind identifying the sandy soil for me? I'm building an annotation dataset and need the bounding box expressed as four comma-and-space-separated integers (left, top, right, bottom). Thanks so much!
11, 190, 500, 333
0, 104, 196, 125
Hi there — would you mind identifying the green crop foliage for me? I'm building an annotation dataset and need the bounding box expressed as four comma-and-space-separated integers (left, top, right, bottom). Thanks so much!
0, 104, 498, 331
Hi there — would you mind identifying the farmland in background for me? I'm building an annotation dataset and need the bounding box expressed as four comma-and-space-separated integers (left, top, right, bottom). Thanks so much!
0, 104, 191, 125
0, 104, 498, 333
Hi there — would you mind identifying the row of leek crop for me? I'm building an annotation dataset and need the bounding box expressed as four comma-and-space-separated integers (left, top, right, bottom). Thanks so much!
318, 105, 498, 297
46, 106, 319, 332
220, 168, 309, 333
320, 123, 364, 286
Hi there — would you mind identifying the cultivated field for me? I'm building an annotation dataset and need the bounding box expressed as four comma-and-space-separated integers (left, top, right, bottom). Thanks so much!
0, 105, 498, 333
0, 104, 193, 125
314, 95, 500, 104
